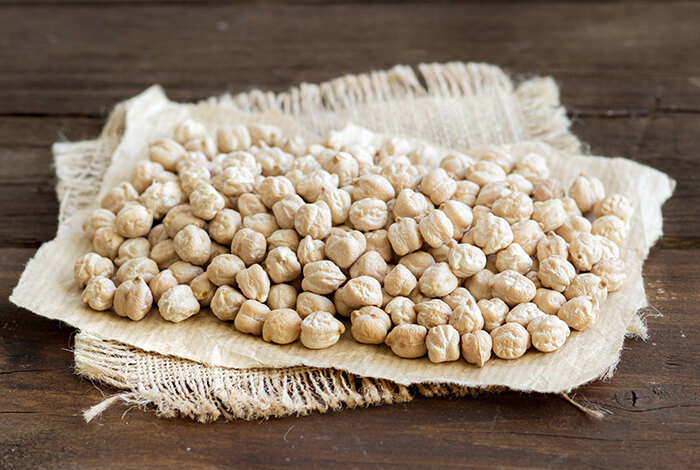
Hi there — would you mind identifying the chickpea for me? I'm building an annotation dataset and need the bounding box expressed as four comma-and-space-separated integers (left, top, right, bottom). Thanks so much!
295, 201, 333, 239
478, 298, 509, 332
324, 230, 366, 269
527, 315, 570, 352
264, 247, 302, 284
532, 288, 566, 315
419, 209, 454, 248
140, 181, 185, 219
506, 302, 546, 327
532, 199, 567, 232
556, 215, 592, 243
203, 209, 239, 245
93, 227, 124, 259
188, 184, 225, 220
101, 182, 140, 214
465, 268, 495, 301
149, 138, 186, 171
532, 178, 565, 202
536, 232, 568, 261
149, 239, 178, 269
113, 277, 153, 321
173, 224, 211, 265
559, 197, 581, 217
179, 166, 211, 197
262, 309, 302, 344
265, 284, 297, 310
447, 243, 486, 278
297, 236, 325, 266
392, 189, 430, 221
113, 237, 149, 267
425, 325, 461, 363
301, 260, 346, 295
415, 299, 452, 328
592, 215, 627, 246
596, 235, 620, 259
569, 174, 605, 213
511, 219, 544, 256
266, 229, 300, 252
467, 213, 512, 255
557, 296, 598, 331
385, 296, 416, 326
163, 204, 205, 238
387, 217, 422, 256
495, 243, 533, 275
465, 161, 506, 186
350, 306, 391, 344
348, 198, 389, 232
149, 269, 178, 302
362, 230, 391, 263
83, 208, 116, 238
220, 166, 256, 198
461, 330, 492, 367
348, 251, 387, 282
233, 300, 271, 335
217, 125, 251, 153
115, 257, 159, 285
419, 262, 459, 298
231, 228, 267, 265
537, 255, 576, 292
419, 168, 455, 205
74, 252, 115, 288
385, 324, 428, 358
513, 153, 549, 179
300, 311, 346, 349
383, 264, 418, 297
236, 193, 266, 219
294, 292, 334, 319
441, 287, 474, 310
592, 257, 626, 292
340, 276, 383, 308
491, 270, 537, 306
352, 174, 395, 203
188, 272, 214, 306
82, 276, 116, 311
236, 264, 270, 302
565, 273, 608, 304
271, 194, 304, 230
452, 180, 480, 207
205, 254, 244, 286
594, 194, 633, 220
506, 173, 534, 196
473, 145, 515, 172
168, 261, 204, 284
475, 181, 515, 208
440, 200, 474, 240
210, 285, 246, 321
569, 232, 603, 271
448, 299, 483, 335
317, 188, 351, 226
380, 161, 422, 193
399, 251, 435, 279
256, 176, 295, 209
439, 153, 473, 180
490, 323, 530, 360
491, 191, 533, 224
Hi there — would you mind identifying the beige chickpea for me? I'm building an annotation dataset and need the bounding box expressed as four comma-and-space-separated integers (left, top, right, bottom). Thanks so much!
253, 146, 293, 177
532, 178, 565, 202
559, 197, 581, 217
217, 125, 252, 153
596, 235, 620, 260
426, 325, 461, 363
324, 230, 366, 269
384, 264, 417, 297
220, 166, 255, 198
447, 243, 486, 278
115, 257, 159, 285
506, 302, 546, 328
297, 236, 326, 266
505, 173, 534, 196
264, 247, 302, 284
513, 153, 549, 179
558, 295, 598, 331
231, 228, 267, 265
82, 276, 116, 311
569, 232, 603, 271
465, 161, 507, 186
236, 193, 266, 218
296, 292, 336, 319
392, 189, 430, 221
147, 224, 169, 246
428, 243, 451, 264
569, 174, 605, 213
475, 181, 515, 208
418, 262, 459, 298
114, 204, 153, 238
130, 160, 165, 194
300, 311, 346, 349
490, 323, 530, 360
399, 251, 435, 278
205, 254, 245, 286
592, 257, 626, 292
266, 229, 300, 252
385, 324, 428, 358
528, 315, 570, 352
173, 119, 206, 144
478, 298, 509, 332
158, 285, 201, 323
114, 237, 150, 267
257, 176, 296, 209
388, 217, 423, 256
448, 299, 483, 335
318, 188, 351, 226
470, 213, 513, 255
271, 194, 305, 230
267, 284, 298, 310
113, 277, 153, 321
592, 215, 627, 246
289, 154, 321, 174
101, 182, 140, 214
189, 272, 215, 306
262, 308, 302, 344
92, 227, 125, 259
419, 209, 454, 248
295, 169, 339, 203
420, 168, 456, 205
301, 260, 346, 295
385, 296, 416, 326
187, 184, 225, 221
349, 198, 389, 232
491, 191, 533, 224
82, 208, 116, 239
440, 200, 473, 239
556, 215, 592, 243
295, 201, 333, 239
495, 243, 532, 275
526, 270, 542, 290
461, 330, 492, 367
491, 270, 537, 306
350, 251, 388, 282
149, 138, 186, 171
210, 285, 246, 321
204, 209, 239, 245
465, 268, 494, 301
380, 161, 422, 193
439, 153, 473, 180
149, 239, 179, 269
323, 151, 359, 187
594, 194, 633, 220
538, 255, 576, 292
162, 205, 205, 238
452, 180, 480, 207
179, 166, 211, 197
537, 232, 568, 261
74, 252, 115, 288
236, 264, 270, 302
352, 174, 395, 203
173, 225, 211, 265
415, 299, 452, 328
533, 288, 566, 315
565, 272, 608, 304
350, 306, 391, 344
168, 261, 204, 284
234, 300, 271, 335
340, 276, 383, 308
511, 219, 544, 256
242, 213, 279, 238
149, 269, 177, 302
442, 287, 475, 310
247, 124, 281, 146
140, 181, 185, 219
532, 199, 567, 232
473, 146, 515, 172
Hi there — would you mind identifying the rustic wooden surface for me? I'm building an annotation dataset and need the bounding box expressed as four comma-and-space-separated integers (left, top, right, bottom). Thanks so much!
1, 1, 698, 468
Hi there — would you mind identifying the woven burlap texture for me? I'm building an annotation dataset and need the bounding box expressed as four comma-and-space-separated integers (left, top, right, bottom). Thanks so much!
12, 62, 673, 422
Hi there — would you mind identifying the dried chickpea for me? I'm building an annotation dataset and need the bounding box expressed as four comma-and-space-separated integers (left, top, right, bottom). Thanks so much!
217, 125, 251, 153
447, 243, 486, 278
421, 168, 456, 205
349, 198, 389, 232
202, 210, 237, 245
210, 285, 246, 321
419, 262, 459, 298
267, 284, 298, 310
478, 298, 509, 332
140, 181, 185, 219
491, 191, 533, 224
470, 213, 513, 255
596, 235, 620, 259
569, 174, 605, 212
592, 215, 627, 246
231, 228, 266, 265
82, 276, 116, 311
168, 261, 204, 284
388, 217, 423, 256
113, 277, 153, 321
537, 232, 568, 261
415, 299, 452, 328
440, 201, 472, 239
236, 264, 270, 302
495, 243, 533, 275
384, 264, 417, 297
399, 251, 435, 278
265, 229, 300, 252
491, 270, 537, 306
236, 193, 266, 218
449, 299, 483, 335
262, 308, 302, 344
162, 205, 204, 238
149, 239, 178, 269
569, 232, 603, 271
92, 227, 124, 259
592, 257, 626, 292
465, 268, 495, 301
392, 189, 430, 221
565, 272, 608, 304
532, 199, 567, 232
295, 292, 334, 319
114, 237, 150, 267
83, 208, 116, 238
295, 201, 333, 239
318, 188, 352, 226
560, 197, 581, 217
324, 230, 366, 269
461, 330, 492, 367
179, 166, 211, 197
538, 255, 576, 292
557, 295, 598, 331
532, 178, 565, 202
380, 161, 422, 193
426, 325, 461, 363
295, 170, 338, 203
271, 194, 304, 230
442, 287, 474, 310
350, 251, 388, 282
264, 247, 302, 284
257, 176, 296, 209
385, 324, 428, 358
439, 153, 474, 180
188, 184, 225, 221
352, 174, 395, 202
188, 272, 215, 306
114, 204, 153, 238
465, 161, 506, 186
533, 288, 566, 315
351, 306, 391, 344
301, 260, 346, 295
511, 220, 544, 256
323, 151, 359, 187
556, 215, 592, 243
205, 254, 245, 286
490, 323, 530, 360
242, 213, 279, 238
452, 180, 480, 207
233, 300, 271, 335
300, 312, 345, 349
149, 269, 177, 302
147, 224, 169, 246
419, 209, 454, 248
297, 236, 325, 266
149, 138, 186, 171
594, 194, 633, 220
513, 153, 549, 179
101, 182, 140, 214
475, 181, 515, 208
527, 315, 570, 352
506, 173, 534, 196
341, 276, 383, 308
115, 257, 159, 285
173, 225, 211, 265
74, 252, 115, 288
506, 302, 546, 327
385, 296, 416, 325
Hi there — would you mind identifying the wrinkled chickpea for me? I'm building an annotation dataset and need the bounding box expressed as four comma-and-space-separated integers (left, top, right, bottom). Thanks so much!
115, 257, 159, 285
385, 324, 428, 358
297, 236, 325, 266
189, 184, 225, 220
490, 323, 530, 360
565, 273, 608, 304
557, 295, 599, 331
380, 161, 422, 193
168, 261, 204, 284
267, 284, 298, 310
532, 288, 566, 315
236, 264, 270, 303
421, 168, 456, 205
419, 209, 454, 248
448, 243, 486, 278
527, 315, 570, 352
538, 255, 576, 292
301, 312, 346, 349
295, 292, 335, 319
592, 215, 627, 246
532, 178, 565, 202
478, 298, 509, 332
264, 247, 302, 284
340, 276, 383, 308
210, 285, 246, 321
537, 232, 568, 261
92, 226, 124, 259
295, 169, 338, 202
262, 308, 302, 344
556, 215, 592, 243
449, 299, 483, 335
461, 330, 492, 367
465, 268, 495, 302
266, 229, 300, 252
189, 272, 216, 306
475, 181, 515, 208
398, 251, 435, 279
83, 208, 116, 238
384, 264, 417, 297
141, 181, 185, 219
592, 257, 626, 292
510, 219, 544, 256
352, 174, 395, 202
426, 325, 461, 363
295, 201, 333, 239
114, 237, 150, 267
569, 174, 605, 213
231, 228, 267, 265
163, 204, 205, 238
506, 302, 546, 327
318, 188, 352, 226
82, 276, 116, 311
470, 213, 513, 255
419, 262, 459, 298
234, 300, 271, 335
569, 232, 603, 271
349, 198, 389, 232
513, 153, 549, 180
149, 138, 186, 171
74, 252, 115, 288
101, 182, 140, 214
392, 189, 430, 221
324, 230, 366, 269
415, 299, 452, 328
465, 161, 507, 186
491, 191, 533, 224
384, 296, 416, 325
491, 270, 537, 306
594, 194, 633, 220
301, 260, 346, 295
149, 269, 177, 303
388, 217, 422, 256
495, 243, 533, 275
205, 254, 245, 286
149, 239, 179, 269
114, 277, 153, 321
531, 199, 567, 232
173, 224, 211, 265
351, 306, 391, 344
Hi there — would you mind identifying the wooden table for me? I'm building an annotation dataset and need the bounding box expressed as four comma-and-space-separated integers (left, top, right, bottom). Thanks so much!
2, 1, 698, 468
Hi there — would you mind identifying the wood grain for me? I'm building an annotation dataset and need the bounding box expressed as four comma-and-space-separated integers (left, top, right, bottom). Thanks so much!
1, 1, 698, 468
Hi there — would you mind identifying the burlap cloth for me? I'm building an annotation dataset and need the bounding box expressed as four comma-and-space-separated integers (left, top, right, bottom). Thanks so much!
11, 63, 674, 422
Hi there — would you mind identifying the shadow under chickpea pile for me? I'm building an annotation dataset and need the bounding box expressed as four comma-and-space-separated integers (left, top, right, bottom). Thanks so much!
75, 119, 632, 366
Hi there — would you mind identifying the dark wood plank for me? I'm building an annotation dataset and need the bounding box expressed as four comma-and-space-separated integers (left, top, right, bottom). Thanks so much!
0, 2, 698, 116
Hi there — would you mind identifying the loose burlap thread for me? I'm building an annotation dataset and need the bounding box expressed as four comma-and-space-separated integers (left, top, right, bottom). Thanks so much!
12, 62, 673, 422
